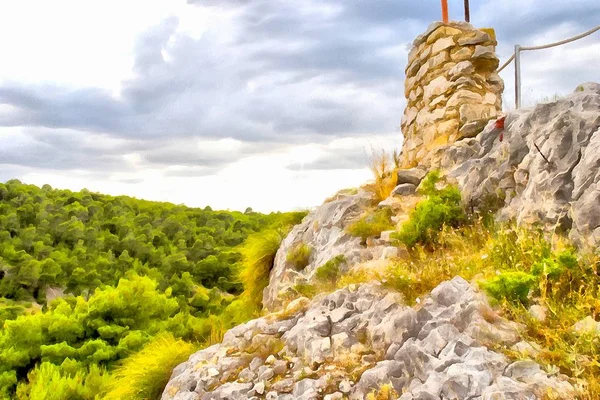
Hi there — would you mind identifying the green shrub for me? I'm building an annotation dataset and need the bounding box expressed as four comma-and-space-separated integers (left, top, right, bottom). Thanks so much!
315, 255, 346, 282
238, 229, 284, 306
347, 208, 394, 244
480, 271, 536, 304
15, 361, 109, 400
286, 243, 312, 270
531, 249, 578, 279
104, 333, 196, 400
392, 171, 465, 248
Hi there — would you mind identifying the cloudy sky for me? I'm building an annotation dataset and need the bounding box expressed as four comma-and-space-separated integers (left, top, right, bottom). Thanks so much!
1, 1, 598, 212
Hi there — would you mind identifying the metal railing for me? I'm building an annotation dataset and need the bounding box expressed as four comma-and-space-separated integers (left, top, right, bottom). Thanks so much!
497, 25, 600, 109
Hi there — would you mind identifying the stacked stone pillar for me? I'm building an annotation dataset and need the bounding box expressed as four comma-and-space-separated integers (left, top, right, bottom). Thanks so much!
400, 22, 504, 167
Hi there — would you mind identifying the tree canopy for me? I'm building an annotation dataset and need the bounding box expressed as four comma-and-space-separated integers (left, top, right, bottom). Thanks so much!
0, 180, 305, 398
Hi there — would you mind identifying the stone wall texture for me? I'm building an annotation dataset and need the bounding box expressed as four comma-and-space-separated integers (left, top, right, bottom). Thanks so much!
401, 21, 504, 167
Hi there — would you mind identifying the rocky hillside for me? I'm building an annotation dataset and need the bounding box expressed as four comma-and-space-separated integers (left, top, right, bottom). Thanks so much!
163, 278, 573, 400
162, 84, 600, 400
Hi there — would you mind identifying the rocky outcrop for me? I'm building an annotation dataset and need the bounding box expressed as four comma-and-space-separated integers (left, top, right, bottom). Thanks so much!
265, 82, 600, 317
163, 278, 573, 399
263, 190, 400, 311
401, 22, 504, 167
446, 82, 600, 246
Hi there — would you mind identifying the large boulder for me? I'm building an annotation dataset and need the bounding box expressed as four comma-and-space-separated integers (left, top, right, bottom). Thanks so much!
163, 278, 573, 400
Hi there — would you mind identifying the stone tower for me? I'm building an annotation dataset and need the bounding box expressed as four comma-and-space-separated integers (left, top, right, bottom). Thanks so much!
400, 22, 504, 167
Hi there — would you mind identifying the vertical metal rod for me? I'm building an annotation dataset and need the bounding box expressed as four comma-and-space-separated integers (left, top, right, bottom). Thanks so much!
441, 0, 449, 23
464, 0, 470, 22
514, 45, 522, 109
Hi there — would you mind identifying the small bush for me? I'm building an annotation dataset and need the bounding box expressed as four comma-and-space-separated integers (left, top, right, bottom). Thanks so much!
347, 208, 394, 244
392, 171, 465, 248
531, 249, 578, 280
104, 333, 196, 400
15, 362, 109, 400
315, 255, 346, 282
480, 271, 536, 304
286, 243, 312, 270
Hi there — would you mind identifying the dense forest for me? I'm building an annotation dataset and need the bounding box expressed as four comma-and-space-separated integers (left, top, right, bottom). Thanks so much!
0, 180, 305, 399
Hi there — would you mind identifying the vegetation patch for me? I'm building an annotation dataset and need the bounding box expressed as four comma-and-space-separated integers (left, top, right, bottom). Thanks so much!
292, 283, 318, 299
391, 170, 466, 248
480, 271, 536, 304
363, 149, 400, 203
0, 180, 305, 398
366, 384, 399, 400
382, 218, 600, 398
347, 208, 394, 244
315, 255, 346, 283
286, 243, 312, 270
104, 334, 196, 400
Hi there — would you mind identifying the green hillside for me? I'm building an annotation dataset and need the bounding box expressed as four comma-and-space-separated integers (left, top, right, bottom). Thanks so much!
0, 179, 305, 399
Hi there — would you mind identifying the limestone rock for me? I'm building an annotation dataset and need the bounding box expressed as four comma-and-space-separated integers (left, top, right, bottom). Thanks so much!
262, 190, 373, 311
528, 305, 547, 322
573, 316, 600, 335
448, 82, 600, 247
162, 278, 573, 400
392, 183, 417, 196
397, 168, 427, 186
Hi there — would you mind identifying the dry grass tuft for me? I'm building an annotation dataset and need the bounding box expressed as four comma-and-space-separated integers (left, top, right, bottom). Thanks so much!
366, 383, 399, 400
104, 333, 197, 400
364, 149, 400, 203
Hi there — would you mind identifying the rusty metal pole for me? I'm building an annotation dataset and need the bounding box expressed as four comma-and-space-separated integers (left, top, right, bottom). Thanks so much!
441, 0, 449, 22
464, 0, 470, 22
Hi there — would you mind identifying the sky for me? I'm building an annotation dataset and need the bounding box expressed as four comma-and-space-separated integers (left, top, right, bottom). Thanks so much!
0, 1, 598, 212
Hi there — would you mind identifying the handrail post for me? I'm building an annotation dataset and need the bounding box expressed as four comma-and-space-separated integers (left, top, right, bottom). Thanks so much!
514, 45, 522, 109
441, 0, 449, 23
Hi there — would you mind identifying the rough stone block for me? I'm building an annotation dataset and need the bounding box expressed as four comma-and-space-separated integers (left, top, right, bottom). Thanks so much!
446, 90, 483, 108
427, 26, 464, 44
423, 76, 451, 101
473, 45, 496, 59
450, 46, 474, 62
431, 37, 455, 56
459, 104, 496, 124
457, 30, 492, 46
428, 50, 450, 70
397, 168, 427, 185
448, 60, 475, 78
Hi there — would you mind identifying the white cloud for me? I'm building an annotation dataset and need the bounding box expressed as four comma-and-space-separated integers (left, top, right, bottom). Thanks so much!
1, 0, 598, 212
17, 136, 379, 212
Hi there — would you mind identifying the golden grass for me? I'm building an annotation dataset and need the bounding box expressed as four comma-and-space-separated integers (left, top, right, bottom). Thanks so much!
366, 383, 399, 400
238, 229, 284, 304
313, 214, 600, 398
364, 149, 400, 203
104, 334, 197, 400
381, 221, 600, 398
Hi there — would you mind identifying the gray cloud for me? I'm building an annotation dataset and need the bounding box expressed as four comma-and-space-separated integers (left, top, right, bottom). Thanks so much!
287, 148, 369, 171
1, 0, 599, 175
0, 129, 131, 171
